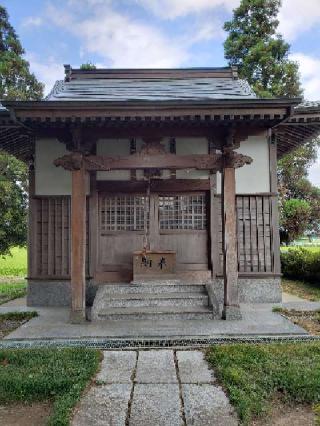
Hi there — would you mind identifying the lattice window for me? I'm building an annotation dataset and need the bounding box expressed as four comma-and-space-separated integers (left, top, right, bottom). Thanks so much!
159, 194, 206, 230
100, 195, 148, 232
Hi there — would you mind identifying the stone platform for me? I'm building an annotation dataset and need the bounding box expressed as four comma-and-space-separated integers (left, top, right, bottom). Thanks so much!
0, 298, 311, 347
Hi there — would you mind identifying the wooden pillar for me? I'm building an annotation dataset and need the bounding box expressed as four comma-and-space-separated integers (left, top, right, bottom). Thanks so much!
70, 165, 87, 322
269, 132, 281, 274
209, 173, 221, 277
89, 171, 98, 278
221, 166, 242, 320
27, 164, 38, 279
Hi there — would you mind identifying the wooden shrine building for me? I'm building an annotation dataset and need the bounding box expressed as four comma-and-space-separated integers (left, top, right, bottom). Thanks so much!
1, 66, 320, 322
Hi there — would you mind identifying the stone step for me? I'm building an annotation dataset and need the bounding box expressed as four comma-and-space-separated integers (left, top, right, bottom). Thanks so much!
94, 292, 209, 309
131, 279, 181, 285
96, 283, 207, 295
93, 306, 214, 321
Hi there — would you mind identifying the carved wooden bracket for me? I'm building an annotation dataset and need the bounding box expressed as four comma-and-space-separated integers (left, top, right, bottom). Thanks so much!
54, 152, 84, 171
57, 127, 97, 154
140, 139, 166, 155
222, 150, 253, 169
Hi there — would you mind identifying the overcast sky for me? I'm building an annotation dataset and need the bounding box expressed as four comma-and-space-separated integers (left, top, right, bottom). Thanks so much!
2, 0, 320, 186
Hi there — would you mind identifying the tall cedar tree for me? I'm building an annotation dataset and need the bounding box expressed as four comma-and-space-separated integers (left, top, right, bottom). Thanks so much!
224, 0, 302, 98
0, 5, 43, 255
224, 0, 320, 240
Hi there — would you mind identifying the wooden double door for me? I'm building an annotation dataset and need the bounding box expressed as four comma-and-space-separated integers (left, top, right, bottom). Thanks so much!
96, 192, 209, 280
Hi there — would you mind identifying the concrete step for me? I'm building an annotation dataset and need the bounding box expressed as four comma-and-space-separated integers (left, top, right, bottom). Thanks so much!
94, 292, 209, 309
95, 283, 207, 295
93, 306, 214, 321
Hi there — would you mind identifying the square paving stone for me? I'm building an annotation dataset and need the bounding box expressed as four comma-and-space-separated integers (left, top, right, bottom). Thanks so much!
177, 351, 214, 384
96, 351, 136, 384
135, 350, 177, 383
182, 384, 238, 426
72, 384, 131, 426
130, 384, 182, 426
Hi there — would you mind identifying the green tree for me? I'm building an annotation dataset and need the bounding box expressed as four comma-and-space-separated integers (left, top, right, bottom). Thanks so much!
0, 5, 44, 255
224, 0, 320, 239
0, 153, 28, 255
280, 199, 311, 244
224, 0, 302, 98
0, 6, 43, 100
278, 139, 320, 237
80, 62, 96, 70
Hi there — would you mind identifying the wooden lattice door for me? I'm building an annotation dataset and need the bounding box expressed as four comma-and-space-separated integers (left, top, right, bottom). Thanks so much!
97, 192, 209, 279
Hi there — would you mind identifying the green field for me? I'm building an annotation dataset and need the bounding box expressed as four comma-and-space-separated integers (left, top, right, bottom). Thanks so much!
0, 247, 27, 304
0, 247, 27, 277
0, 281, 26, 305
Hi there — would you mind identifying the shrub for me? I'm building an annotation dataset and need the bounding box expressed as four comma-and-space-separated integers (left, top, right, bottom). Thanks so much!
281, 247, 320, 282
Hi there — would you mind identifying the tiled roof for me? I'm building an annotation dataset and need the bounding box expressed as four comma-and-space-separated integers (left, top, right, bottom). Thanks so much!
295, 100, 320, 112
46, 72, 257, 102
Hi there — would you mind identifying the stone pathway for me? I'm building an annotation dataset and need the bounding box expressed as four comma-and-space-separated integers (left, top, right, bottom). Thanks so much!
72, 349, 238, 426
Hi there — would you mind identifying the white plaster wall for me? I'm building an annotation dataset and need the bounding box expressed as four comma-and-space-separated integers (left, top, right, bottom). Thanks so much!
217, 133, 270, 194
35, 138, 72, 195
176, 137, 209, 179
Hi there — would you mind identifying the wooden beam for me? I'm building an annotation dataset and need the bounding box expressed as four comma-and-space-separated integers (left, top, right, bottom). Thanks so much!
96, 179, 210, 193
222, 166, 241, 320
54, 151, 252, 172
70, 165, 87, 322
89, 153, 222, 171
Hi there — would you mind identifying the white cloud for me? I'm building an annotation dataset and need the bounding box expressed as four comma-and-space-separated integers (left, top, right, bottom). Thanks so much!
44, 2, 208, 68
21, 16, 44, 28
290, 53, 320, 101
77, 11, 188, 67
135, 0, 238, 19
25, 53, 63, 95
279, 0, 320, 41
289, 52, 320, 187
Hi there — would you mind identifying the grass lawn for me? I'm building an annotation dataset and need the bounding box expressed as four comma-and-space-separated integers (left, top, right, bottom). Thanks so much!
0, 246, 27, 277
0, 348, 101, 425
206, 342, 320, 425
282, 278, 320, 301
